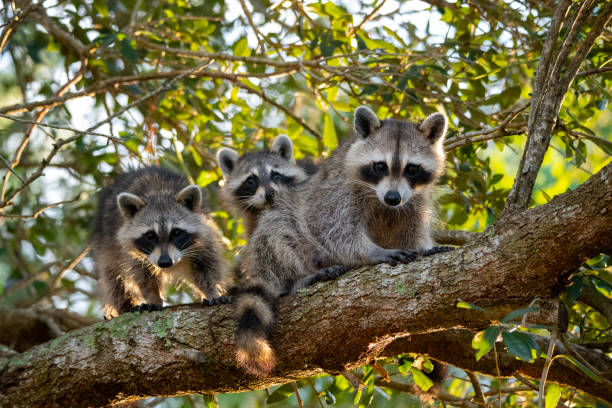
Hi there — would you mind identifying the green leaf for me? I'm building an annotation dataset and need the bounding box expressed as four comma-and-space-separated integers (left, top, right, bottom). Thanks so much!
323, 114, 338, 150
410, 367, 433, 391
472, 326, 500, 361
118, 38, 139, 63
233, 37, 251, 57
556, 354, 602, 383
398, 356, 413, 374
422, 356, 434, 373
490, 174, 503, 185
545, 383, 561, 408
502, 306, 541, 323
566, 276, 583, 301
457, 301, 491, 314
499, 86, 522, 108
324, 2, 345, 19
266, 383, 295, 404
501, 331, 537, 362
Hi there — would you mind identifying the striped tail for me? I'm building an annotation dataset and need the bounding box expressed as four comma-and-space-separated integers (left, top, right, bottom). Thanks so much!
234, 286, 277, 376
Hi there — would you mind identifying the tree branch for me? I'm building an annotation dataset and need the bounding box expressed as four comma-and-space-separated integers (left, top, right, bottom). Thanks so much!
504, 0, 612, 212
1, 162, 610, 407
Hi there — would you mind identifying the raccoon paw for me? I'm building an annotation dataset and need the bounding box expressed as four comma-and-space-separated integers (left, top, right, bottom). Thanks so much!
421, 246, 455, 256
375, 249, 418, 266
315, 265, 349, 282
130, 303, 162, 313
202, 295, 232, 307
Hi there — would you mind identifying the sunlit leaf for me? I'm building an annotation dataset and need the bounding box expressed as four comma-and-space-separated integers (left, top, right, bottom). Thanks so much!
472, 326, 500, 361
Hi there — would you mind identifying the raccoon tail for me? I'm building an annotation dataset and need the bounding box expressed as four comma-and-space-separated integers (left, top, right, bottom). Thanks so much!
234, 285, 277, 376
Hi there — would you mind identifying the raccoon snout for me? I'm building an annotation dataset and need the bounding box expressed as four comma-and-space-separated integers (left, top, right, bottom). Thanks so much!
264, 188, 275, 203
157, 254, 173, 268
384, 191, 401, 206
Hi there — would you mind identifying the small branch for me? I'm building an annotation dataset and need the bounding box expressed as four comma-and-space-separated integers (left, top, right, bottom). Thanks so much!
307, 378, 325, 408
575, 66, 612, 78
538, 331, 557, 408
354, 0, 387, 32
0, 153, 26, 184
29, 6, 94, 57
467, 371, 486, 407
232, 80, 323, 141
558, 1, 612, 93
292, 382, 303, 408
0, 113, 124, 141
0, 193, 84, 219
0, 68, 298, 115
493, 342, 501, 408
0, 1, 39, 53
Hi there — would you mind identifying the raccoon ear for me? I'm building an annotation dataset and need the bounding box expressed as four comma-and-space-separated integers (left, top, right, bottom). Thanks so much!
117, 192, 145, 219
354, 106, 381, 138
216, 148, 239, 177
419, 113, 448, 144
176, 185, 202, 212
271, 134, 294, 161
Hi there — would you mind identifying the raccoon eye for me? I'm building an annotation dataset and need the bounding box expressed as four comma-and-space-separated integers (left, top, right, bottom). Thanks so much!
144, 231, 157, 242
373, 162, 387, 173
245, 176, 257, 186
270, 172, 282, 183
170, 228, 185, 238
405, 164, 421, 176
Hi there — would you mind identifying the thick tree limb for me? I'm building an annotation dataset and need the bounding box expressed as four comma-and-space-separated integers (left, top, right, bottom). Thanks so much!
1, 162, 610, 407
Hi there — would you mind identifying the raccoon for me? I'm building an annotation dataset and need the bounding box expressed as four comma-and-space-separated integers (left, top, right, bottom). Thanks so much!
232, 141, 346, 377
91, 166, 230, 319
303, 106, 451, 268
216, 135, 315, 238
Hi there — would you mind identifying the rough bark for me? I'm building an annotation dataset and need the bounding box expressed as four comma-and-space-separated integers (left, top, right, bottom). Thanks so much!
1, 162, 610, 407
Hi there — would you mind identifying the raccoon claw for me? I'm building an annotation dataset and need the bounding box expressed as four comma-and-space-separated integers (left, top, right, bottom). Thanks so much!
421, 246, 455, 256
315, 265, 349, 282
386, 249, 418, 265
130, 303, 162, 313
202, 295, 232, 307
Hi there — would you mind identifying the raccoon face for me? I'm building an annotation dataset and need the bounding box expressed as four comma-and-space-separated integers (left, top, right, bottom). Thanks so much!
117, 185, 203, 269
217, 135, 306, 212
347, 106, 447, 208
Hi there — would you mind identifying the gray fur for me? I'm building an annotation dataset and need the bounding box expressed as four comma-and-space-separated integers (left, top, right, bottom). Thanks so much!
91, 166, 229, 319
235, 174, 345, 376
216, 135, 311, 238
303, 107, 448, 267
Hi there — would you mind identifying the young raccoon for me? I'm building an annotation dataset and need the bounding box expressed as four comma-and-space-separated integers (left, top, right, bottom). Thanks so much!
216, 135, 315, 238
232, 140, 345, 377
92, 167, 230, 319
303, 106, 450, 268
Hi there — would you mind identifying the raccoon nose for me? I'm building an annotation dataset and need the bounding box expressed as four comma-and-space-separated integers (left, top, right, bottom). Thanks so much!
265, 188, 275, 203
384, 191, 401, 206
157, 254, 173, 268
